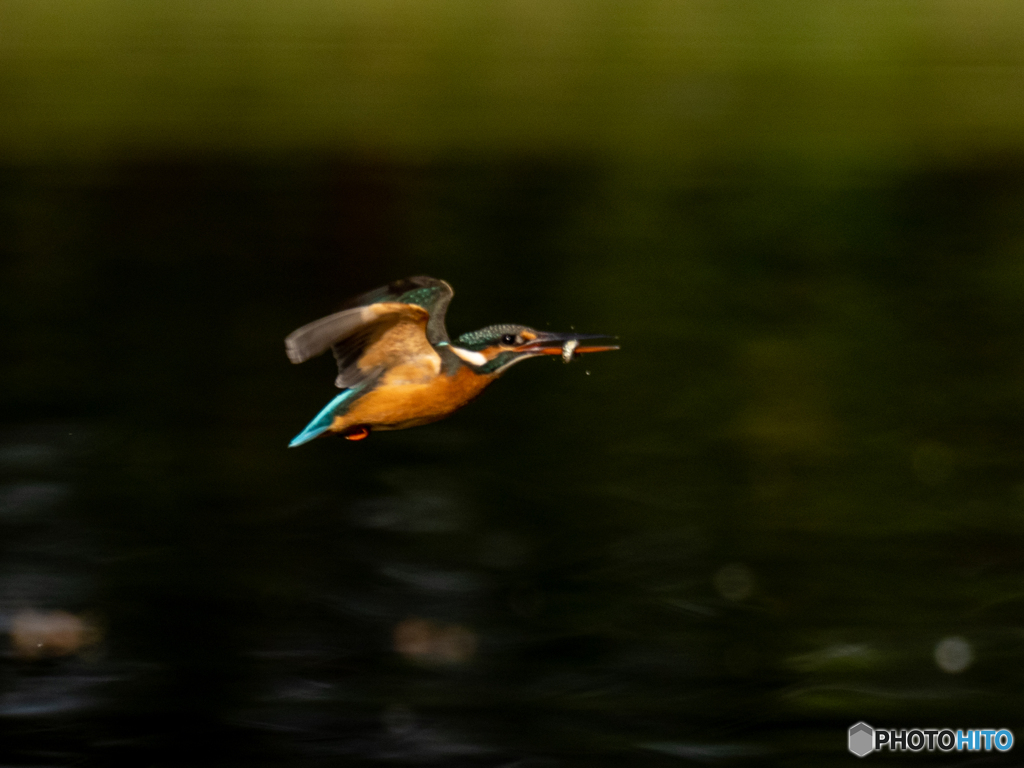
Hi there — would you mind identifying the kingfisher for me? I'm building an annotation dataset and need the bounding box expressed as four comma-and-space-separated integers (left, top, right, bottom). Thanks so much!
284, 276, 618, 446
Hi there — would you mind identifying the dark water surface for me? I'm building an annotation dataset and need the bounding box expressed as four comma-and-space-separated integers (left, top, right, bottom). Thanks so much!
2, 159, 1024, 765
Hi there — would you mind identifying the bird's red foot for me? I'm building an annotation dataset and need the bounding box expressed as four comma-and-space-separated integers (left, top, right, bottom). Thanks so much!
344, 426, 370, 441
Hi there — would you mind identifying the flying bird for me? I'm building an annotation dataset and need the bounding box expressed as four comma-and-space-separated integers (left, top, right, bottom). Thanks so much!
284, 276, 617, 446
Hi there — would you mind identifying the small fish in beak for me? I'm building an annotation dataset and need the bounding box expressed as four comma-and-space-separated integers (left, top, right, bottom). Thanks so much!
562, 339, 579, 363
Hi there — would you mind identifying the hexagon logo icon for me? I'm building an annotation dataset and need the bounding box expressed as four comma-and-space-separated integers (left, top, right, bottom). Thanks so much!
848, 722, 874, 757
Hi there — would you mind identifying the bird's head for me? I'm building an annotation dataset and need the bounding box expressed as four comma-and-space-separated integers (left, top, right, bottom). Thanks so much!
443, 324, 618, 375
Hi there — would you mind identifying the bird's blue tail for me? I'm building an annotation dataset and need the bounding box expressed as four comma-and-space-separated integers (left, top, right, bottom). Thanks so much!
289, 388, 360, 447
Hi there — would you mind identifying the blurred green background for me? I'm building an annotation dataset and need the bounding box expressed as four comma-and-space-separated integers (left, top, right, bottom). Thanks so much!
4, 0, 1024, 170
2, 2, 1024, 766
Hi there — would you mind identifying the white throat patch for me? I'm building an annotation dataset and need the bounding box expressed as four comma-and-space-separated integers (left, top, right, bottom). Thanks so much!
450, 346, 489, 367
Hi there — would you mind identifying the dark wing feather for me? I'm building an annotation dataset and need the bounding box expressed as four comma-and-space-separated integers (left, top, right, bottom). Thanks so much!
285, 277, 450, 390
339, 276, 453, 345
331, 323, 386, 388
284, 306, 371, 365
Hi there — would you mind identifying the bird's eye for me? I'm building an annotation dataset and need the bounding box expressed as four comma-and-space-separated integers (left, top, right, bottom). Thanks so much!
501, 334, 517, 345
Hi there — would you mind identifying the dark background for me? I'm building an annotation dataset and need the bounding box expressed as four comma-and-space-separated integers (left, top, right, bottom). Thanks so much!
2, 3, 1024, 765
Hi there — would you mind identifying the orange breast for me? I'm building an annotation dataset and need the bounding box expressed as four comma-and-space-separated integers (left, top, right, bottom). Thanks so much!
330, 366, 497, 432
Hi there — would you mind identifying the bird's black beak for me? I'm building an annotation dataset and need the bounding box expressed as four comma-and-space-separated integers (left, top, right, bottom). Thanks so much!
520, 331, 620, 359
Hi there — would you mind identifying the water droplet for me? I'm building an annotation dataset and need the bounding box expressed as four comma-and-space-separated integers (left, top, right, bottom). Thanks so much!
934, 635, 973, 673
393, 617, 477, 665
11, 610, 99, 660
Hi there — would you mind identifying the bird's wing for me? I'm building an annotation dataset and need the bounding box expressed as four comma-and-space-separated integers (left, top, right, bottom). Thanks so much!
285, 277, 452, 389
338, 276, 454, 345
